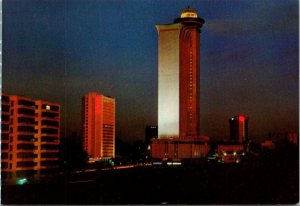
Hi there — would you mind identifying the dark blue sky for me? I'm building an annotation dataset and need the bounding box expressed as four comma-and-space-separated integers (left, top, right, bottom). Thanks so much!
3, 0, 299, 143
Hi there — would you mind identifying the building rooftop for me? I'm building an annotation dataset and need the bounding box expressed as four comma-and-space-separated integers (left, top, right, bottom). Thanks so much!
180, 6, 198, 18
174, 6, 204, 26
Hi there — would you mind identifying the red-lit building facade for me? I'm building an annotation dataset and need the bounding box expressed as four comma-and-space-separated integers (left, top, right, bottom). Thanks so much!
1, 94, 60, 181
82, 93, 115, 160
151, 7, 210, 160
34, 100, 60, 172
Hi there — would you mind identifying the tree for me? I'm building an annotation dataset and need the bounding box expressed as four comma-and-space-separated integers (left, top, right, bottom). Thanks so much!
58, 137, 88, 172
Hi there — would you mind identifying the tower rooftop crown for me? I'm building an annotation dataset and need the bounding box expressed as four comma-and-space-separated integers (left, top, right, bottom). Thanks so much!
174, 6, 204, 27
180, 6, 198, 18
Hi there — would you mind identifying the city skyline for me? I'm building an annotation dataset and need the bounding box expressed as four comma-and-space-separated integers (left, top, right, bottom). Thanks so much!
3, 0, 299, 143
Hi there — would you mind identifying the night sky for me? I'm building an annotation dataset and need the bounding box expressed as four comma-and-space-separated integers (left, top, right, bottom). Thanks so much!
3, 0, 298, 143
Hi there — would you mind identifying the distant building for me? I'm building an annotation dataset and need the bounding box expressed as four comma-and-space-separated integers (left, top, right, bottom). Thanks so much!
261, 140, 276, 150
145, 125, 158, 144
216, 144, 245, 163
1, 94, 60, 181
229, 115, 249, 143
286, 132, 298, 146
82, 92, 115, 160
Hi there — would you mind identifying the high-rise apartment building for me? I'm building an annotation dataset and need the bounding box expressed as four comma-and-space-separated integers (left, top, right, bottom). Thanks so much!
229, 115, 249, 143
157, 6, 204, 139
1, 94, 60, 181
1, 95, 11, 177
82, 92, 115, 160
35, 100, 60, 171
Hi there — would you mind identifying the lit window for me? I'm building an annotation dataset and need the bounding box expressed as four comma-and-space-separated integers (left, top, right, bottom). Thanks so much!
46, 105, 51, 110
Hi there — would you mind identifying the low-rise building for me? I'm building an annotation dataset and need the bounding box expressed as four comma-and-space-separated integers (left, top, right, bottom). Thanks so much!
216, 144, 245, 163
150, 136, 210, 161
261, 140, 276, 150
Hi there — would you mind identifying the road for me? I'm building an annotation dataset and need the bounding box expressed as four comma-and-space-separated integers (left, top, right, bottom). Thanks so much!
1, 158, 298, 204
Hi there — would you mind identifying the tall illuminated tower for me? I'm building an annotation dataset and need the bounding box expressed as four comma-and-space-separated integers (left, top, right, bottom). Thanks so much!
82, 92, 115, 160
157, 7, 204, 139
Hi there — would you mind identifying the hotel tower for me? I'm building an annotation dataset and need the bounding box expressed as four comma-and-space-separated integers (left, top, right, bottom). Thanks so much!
82, 92, 115, 160
151, 7, 210, 160
157, 7, 204, 139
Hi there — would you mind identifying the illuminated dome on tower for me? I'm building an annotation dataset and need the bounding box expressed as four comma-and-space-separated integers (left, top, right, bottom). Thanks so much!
174, 6, 205, 26
180, 6, 198, 18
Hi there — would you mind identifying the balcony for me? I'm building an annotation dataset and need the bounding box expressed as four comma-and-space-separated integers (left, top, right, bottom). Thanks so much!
41, 136, 59, 143
17, 107, 35, 116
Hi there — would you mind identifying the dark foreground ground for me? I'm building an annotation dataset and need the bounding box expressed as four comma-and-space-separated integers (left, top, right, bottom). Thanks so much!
1, 151, 299, 204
